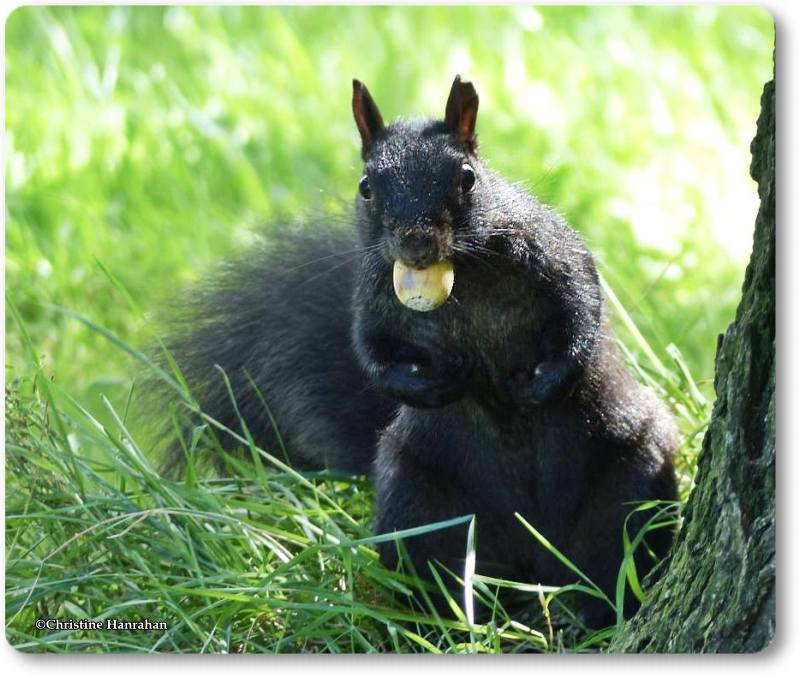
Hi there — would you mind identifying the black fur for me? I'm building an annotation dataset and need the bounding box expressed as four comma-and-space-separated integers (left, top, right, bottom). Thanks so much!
151, 76, 677, 625
152, 229, 395, 475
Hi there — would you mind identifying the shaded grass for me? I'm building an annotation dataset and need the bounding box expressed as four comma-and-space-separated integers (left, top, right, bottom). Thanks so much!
5, 373, 551, 653
5, 280, 701, 653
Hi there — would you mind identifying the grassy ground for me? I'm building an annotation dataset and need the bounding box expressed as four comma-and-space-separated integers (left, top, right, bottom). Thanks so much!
5, 5, 773, 653
4, 321, 695, 653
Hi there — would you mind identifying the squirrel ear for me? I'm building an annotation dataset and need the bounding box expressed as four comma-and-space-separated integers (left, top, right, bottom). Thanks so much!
445, 75, 479, 153
352, 79, 385, 158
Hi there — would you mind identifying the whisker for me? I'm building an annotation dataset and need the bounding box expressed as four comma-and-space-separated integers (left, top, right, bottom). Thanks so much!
280, 243, 382, 274
297, 250, 370, 286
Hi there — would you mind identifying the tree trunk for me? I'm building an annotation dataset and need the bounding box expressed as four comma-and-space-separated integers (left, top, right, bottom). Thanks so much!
610, 75, 775, 653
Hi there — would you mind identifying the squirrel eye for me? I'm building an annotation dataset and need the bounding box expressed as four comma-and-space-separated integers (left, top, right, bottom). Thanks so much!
358, 175, 372, 200
461, 163, 476, 193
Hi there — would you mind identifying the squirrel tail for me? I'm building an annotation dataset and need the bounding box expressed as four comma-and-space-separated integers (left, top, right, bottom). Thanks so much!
143, 226, 394, 477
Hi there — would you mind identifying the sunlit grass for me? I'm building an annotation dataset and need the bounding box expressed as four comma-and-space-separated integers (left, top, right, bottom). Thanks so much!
6, 5, 772, 399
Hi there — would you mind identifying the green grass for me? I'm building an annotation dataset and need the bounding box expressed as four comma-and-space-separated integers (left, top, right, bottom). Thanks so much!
5, 283, 697, 653
5, 5, 772, 653
4, 392, 682, 653
6, 5, 773, 395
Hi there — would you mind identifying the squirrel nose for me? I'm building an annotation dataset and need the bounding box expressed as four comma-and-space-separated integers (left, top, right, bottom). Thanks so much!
399, 232, 437, 269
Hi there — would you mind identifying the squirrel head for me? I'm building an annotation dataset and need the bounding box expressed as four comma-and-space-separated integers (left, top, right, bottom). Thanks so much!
352, 76, 486, 270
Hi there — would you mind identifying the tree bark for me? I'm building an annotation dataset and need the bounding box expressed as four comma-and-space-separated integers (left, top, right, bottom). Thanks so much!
610, 75, 775, 653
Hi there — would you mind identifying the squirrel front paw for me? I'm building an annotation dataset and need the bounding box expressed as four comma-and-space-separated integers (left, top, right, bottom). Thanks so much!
507, 359, 580, 405
379, 358, 471, 408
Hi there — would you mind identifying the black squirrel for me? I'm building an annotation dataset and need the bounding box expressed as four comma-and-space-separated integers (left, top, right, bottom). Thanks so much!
154, 76, 678, 624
